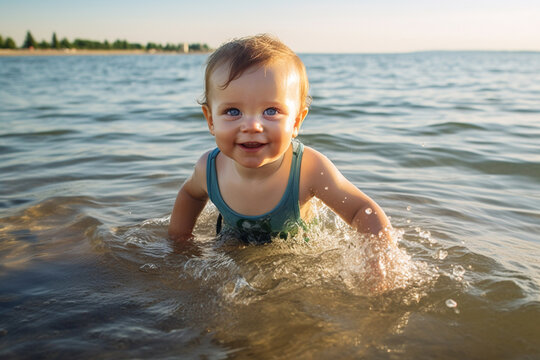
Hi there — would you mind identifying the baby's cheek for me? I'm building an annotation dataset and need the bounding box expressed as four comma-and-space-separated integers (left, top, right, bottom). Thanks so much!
283, 119, 296, 132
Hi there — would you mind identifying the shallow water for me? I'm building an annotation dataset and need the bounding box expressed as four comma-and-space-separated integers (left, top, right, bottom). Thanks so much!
1, 52, 539, 359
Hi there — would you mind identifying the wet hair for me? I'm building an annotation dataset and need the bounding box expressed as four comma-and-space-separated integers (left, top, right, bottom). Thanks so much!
200, 34, 311, 110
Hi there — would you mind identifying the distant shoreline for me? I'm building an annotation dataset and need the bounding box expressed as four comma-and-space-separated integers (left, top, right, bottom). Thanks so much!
0, 49, 210, 57
2, 48, 538, 57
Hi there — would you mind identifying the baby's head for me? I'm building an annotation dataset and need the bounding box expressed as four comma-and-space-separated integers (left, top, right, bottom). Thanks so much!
201, 34, 310, 111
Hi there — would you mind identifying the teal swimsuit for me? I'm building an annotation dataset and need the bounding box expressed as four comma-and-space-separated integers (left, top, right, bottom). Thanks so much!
206, 140, 304, 244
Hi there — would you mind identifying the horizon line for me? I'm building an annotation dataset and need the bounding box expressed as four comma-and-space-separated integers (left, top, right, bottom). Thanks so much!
2, 48, 540, 55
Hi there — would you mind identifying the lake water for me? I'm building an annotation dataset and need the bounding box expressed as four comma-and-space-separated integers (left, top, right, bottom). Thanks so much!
1, 52, 539, 359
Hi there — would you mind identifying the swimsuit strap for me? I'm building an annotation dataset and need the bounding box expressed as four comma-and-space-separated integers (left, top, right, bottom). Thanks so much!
206, 147, 222, 207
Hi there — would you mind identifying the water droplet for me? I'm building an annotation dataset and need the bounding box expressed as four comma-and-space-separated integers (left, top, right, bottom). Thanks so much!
365, 208, 372, 215
421, 143, 425, 147
453, 265, 465, 277
324, 186, 328, 190
438, 250, 448, 260
320, 172, 324, 175
406, 206, 411, 211
445, 299, 457, 308
406, 219, 411, 224
139, 263, 160, 273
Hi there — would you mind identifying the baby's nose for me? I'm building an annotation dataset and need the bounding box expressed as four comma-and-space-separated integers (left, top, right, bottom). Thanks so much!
241, 116, 263, 132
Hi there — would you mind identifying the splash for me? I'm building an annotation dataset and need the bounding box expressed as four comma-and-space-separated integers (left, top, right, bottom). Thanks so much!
196, 201, 440, 303
108, 202, 440, 308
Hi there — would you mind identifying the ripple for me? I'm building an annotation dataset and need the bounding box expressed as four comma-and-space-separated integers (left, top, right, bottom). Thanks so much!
418, 121, 486, 135
505, 108, 540, 113
93, 114, 125, 122
0, 129, 80, 140
35, 112, 86, 119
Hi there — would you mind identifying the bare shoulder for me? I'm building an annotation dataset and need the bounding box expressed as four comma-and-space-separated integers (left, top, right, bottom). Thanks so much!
302, 145, 329, 171
301, 146, 344, 180
300, 145, 347, 198
194, 149, 212, 176
302, 145, 326, 162
185, 149, 213, 198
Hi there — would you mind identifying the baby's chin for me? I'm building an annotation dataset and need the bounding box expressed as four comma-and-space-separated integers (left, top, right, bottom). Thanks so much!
235, 156, 284, 170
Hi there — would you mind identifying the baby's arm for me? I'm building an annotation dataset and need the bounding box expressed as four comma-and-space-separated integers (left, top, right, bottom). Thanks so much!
302, 147, 395, 244
168, 152, 210, 242
302, 147, 398, 288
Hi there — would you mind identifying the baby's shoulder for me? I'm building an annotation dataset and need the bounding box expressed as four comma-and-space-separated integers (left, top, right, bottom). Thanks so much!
299, 145, 343, 199
197, 149, 213, 165
301, 145, 335, 171
300, 145, 344, 186
192, 149, 214, 179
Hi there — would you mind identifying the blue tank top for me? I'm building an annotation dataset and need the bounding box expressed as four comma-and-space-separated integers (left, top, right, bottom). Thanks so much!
206, 140, 304, 243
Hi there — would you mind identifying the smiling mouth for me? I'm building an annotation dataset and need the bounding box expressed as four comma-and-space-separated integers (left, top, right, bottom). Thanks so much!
239, 142, 265, 149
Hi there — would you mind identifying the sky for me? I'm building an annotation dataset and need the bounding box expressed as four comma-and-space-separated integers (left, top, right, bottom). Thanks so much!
1, 0, 539, 53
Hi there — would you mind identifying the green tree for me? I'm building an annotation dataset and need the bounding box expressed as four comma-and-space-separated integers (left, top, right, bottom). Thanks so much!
164, 43, 176, 51
60, 38, 71, 48
5, 37, 16, 49
23, 31, 37, 48
146, 42, 163, 51
37, 40, 50, 49
112, 39, 127, 49
72, 38, 105, 49
51, 32, 59, 49
189, 43, 202, 52
0, 35, 3, 48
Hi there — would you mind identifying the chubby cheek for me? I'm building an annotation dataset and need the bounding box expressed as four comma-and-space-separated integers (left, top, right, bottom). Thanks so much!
282, 118, 298, 135
213, 129, 233, 143
212, 121, 235, 134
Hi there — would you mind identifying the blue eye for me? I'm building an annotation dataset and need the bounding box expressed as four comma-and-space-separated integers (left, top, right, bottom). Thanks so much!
226, 108, 241, 116
264, 108, 278, 116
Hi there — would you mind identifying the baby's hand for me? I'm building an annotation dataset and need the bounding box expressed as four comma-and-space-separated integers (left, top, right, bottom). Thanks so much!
365, 250, 391, 293
362, 232, 398, 293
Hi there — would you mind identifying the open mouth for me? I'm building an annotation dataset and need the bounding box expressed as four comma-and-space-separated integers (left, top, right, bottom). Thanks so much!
239, 142, 265, 149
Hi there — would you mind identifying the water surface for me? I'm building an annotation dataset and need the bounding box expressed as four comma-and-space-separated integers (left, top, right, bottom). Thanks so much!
1, 52, 539, 359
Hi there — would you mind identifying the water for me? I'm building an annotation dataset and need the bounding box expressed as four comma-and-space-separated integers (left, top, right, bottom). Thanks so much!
1, 52, 539, 359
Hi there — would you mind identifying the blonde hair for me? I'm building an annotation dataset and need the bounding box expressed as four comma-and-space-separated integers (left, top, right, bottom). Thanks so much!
200, 34, 311, 110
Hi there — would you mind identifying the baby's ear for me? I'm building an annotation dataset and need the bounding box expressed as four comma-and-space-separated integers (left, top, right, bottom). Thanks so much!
202, 105, 214, 136
292, 107, 309, 137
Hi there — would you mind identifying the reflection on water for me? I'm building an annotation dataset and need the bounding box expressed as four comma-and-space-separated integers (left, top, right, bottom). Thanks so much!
1, 52, 540, 358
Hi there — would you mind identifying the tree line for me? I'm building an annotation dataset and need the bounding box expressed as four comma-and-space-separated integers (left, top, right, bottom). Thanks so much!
0, 31, 210, 52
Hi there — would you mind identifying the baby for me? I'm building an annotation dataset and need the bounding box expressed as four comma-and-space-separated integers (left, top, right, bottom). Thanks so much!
169, 34, 397, 257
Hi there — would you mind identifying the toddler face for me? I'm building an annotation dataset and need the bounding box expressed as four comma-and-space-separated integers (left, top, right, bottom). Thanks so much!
203, 60, 307, 169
